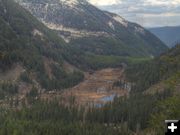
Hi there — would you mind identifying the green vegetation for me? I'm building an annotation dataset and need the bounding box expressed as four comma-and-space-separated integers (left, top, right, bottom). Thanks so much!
0, 100, 118, 135
83, 54, 151, 70
126, 45, 180, 93
0, 0, 179, 134
0, 0, 85, 91
39, 70, 84, 90
122, 45, 180, 133
20, 72, 32, 84
16, 0, 168, 58
149, 96, 180, 134
0, 82, 18, 99
26, 86, 38, 98
69, 35, 168, 58
0, 89, 178, 135
26, 86, 39, 104
1, 43, 180, 134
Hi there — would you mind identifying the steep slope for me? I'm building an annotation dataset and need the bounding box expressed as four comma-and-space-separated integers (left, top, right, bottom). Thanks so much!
121, 44, 180, 134
126, 44, 180, 93
0, 0, 84, 98
15, 0, 168, 57
149, 26, 180, 48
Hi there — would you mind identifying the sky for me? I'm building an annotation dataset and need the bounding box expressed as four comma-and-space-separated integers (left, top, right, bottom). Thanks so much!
88, 0, 180, 28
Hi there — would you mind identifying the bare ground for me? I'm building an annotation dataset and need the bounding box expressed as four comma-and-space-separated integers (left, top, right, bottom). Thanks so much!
0, 64, 25, 82
41, 67, 128, 105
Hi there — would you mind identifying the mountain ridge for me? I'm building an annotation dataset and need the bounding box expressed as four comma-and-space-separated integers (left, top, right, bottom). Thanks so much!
15, 0, 168, 57
149, 26, 180, 48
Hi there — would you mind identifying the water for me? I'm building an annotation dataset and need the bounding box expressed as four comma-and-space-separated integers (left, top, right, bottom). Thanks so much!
94, 94, 117, 108
100, 94, 116, 102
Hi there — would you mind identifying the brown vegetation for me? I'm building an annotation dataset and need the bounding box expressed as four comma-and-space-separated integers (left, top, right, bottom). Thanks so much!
41, 68, 129, 105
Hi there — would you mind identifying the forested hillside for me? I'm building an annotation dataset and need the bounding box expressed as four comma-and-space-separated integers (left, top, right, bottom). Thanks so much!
0, 0, 85, 95
0, 40, 179, 135
122, 44, 180, 134
0, 0, 179, 135
126, 45, 180, 93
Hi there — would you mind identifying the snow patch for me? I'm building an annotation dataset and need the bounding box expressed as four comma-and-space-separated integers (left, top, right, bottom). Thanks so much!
134, 26, 145, 35
32, 29, 44, 39
59, 0, 80, 8
43, 21, 109, 39
108, 21, 115, 30
113, 15, 128, 27
60, 0, 78, 5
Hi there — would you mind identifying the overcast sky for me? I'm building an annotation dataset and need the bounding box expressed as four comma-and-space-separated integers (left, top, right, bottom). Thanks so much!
88, 0, 180, 28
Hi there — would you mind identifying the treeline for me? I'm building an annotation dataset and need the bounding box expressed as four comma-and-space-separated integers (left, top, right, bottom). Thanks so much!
38, 65, 84, 90
0, 82, 18, 100
86, 89, 173, 131
0, 100, 118, 135
0, 88, 178, 135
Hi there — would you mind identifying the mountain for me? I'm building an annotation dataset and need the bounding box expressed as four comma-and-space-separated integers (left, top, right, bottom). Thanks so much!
15, 0, 168, 57
149, 26, 180, 48
1, 1, 179, 135
0, 0, 165, 99
0, 0, 86, 98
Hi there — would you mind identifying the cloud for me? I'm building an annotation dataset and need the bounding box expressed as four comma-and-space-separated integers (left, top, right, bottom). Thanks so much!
145, 0, 180, 6
89, 0, 120, 6
89, 0, 180, 27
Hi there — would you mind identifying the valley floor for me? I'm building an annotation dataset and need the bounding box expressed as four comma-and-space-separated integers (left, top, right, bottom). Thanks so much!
41, 68, 129, 106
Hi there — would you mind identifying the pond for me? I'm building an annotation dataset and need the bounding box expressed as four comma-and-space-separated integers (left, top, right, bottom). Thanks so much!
95, 94, 117, 108
100, 94, 116, 102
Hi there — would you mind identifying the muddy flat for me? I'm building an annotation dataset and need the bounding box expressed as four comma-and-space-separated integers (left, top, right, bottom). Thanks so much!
60, 68, 128, 105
